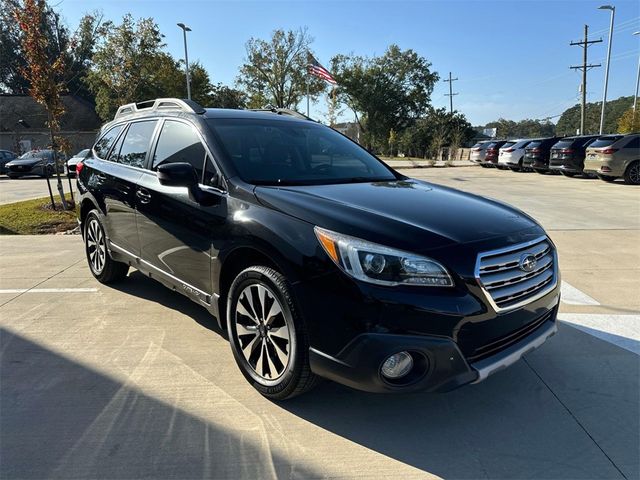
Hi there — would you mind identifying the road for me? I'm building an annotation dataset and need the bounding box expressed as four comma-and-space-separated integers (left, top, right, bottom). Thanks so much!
0, 175, 77, 205
0, 167, 638, 479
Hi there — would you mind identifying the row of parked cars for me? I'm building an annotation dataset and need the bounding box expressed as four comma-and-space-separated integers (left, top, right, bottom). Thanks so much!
470, 133, 640, 185
0, 148, 89, 178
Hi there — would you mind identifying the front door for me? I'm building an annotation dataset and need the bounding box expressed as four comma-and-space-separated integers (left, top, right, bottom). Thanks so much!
136, 119, 227, 298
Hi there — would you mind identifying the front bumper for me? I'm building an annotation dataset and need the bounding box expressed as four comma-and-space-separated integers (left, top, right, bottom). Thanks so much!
309, 309, 558, 393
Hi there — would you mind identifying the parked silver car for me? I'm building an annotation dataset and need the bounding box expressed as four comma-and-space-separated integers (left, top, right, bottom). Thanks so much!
470, 141, 491, 163
583, 134, 640, 185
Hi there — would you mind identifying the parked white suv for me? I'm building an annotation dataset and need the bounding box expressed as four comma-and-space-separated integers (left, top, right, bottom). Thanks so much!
499, 139, 536, 171
470, 141, 491, 163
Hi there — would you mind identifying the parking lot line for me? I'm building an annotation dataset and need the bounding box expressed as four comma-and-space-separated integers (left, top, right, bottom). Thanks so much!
561, 281, 600, 306
0, 288, 98, 294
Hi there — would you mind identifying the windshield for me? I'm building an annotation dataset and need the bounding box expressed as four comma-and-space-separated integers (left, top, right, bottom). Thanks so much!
589, 136, 623, 148
208, 119, 397, 185
18, 150, 51, 159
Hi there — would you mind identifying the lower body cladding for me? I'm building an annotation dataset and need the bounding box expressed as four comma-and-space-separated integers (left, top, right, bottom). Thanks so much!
549, 157, 582, 174
298, 271, 561, 394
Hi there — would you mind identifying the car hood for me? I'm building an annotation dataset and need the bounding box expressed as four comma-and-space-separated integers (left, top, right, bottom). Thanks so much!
6, 158, 45, 166
255, 178, 541, 252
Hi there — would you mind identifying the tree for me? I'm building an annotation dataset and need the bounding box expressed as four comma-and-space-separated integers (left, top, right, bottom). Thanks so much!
331, 45, 438, 151
13, 0, 70, 209
237, 28, 325, 109
555, 96, 633, 135
483, 118, 555, 138
323, 87, 343, 127
617, 107, 640, 133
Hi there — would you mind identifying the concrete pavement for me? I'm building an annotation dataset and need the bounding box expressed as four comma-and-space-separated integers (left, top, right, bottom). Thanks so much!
0, 175, 77, 205
1, 167, 638, 479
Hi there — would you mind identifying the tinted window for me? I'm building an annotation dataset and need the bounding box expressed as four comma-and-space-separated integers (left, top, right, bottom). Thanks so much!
208, 119, 396, 185
203, 155, 220, 187
552, 139, 575, 149
501, 142, 516, 149
527, 141, 542, 149
623, 136, 639, 149
94, 125, 123, 159
589, 136, 623, 148
153, 120, 207, 180
472, 142, 487, 149
112, 121, 156, 168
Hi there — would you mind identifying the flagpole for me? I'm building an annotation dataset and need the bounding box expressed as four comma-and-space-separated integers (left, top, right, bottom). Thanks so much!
306, 70, 310, 117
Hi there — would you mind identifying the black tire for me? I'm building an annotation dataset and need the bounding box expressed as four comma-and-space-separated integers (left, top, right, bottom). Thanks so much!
533, 168, 547, 175
597, 174, 616, 183
561, 171, 576, 177
7, 174, 18, 179
623, 161, 640, 185
227, 266, 317, 400
84, 210, 128, 283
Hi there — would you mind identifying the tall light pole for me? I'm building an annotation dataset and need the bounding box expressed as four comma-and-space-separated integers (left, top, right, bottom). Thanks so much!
177, 23, 192, 100
598, 5, 615, 134
633, 31, 640, 126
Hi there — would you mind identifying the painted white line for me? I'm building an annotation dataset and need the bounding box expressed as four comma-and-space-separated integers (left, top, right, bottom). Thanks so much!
0, 288, 98, 294
560, 281, 600, 306
560, 313, 640, 355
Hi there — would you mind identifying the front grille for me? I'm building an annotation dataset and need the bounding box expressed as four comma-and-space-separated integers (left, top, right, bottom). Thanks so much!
465, 309, 555, 362
476, 237, 556, 311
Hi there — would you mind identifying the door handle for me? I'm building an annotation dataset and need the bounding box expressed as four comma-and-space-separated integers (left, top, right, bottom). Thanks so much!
136, 188, 151, 204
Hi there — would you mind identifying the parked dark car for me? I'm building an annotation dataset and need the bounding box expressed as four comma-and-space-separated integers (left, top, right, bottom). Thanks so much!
4, 149, 64, 178
481, 140, 508, 167
548, 135, 599, 177
0, 149, 17, 174
523, 137, 562, 174
77, 98, 560, 399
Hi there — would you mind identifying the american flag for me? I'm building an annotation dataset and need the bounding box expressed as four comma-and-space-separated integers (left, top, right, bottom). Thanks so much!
307, 53, 337, 84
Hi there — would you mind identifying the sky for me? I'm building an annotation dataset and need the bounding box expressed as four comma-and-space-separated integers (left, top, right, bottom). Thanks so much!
59, 0, 640, 126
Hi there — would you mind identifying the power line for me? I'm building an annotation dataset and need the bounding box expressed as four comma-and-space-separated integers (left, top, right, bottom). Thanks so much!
443, 72, 458, 113
570, 25, 602, 135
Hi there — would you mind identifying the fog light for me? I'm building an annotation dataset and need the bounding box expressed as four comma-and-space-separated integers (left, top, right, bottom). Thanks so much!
381, 351, 413, 379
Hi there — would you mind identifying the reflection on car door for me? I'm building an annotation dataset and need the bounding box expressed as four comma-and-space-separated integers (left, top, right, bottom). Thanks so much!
136, 119, 227, 299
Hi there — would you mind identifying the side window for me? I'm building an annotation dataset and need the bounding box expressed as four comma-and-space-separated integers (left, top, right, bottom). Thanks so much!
93, 125, 123, 159
153, 120, 207, 180
203, 155, 220, 187
623, 137, 639, 150
113, 121, 157, 168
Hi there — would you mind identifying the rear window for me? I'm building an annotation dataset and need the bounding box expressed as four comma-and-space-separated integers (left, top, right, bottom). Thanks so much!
553, 139, 575, 149
486, 142, 501, 149
472, 142, 487, 149
500, 142, 516, 149
589, 136, 623, 148
527, 141, 542, 149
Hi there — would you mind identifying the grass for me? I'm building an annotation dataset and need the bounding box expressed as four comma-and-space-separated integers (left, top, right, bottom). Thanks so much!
0, 196, 78, 235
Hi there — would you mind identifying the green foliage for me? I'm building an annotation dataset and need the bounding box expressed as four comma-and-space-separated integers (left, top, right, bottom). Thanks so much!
0, 196, 77, 234
483, 118, 555, 139
237, 28, 325, 109
556, 96, 634, 135
398, 108, 473, 158
331, 45, 438, 150
617, 107, 640, 133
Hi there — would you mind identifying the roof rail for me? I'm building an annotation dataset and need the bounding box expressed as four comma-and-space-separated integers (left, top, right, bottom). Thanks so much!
250, 107, 314, 121
114, 98, 206, 120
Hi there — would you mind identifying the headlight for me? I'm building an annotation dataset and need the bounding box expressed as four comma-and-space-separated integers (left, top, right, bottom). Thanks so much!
314, 227, 454, 287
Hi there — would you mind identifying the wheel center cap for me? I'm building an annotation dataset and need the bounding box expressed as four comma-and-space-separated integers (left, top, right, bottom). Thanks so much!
259, 324, 267, 337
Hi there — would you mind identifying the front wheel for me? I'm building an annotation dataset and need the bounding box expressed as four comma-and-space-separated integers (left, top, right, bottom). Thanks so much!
623, 161, 640, 185
84, 210, 128, 283
227, 266, 317, 400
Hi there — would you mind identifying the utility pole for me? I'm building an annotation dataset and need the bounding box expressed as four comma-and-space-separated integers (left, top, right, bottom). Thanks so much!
443, 72, 458, 113
570, 25, 602, 135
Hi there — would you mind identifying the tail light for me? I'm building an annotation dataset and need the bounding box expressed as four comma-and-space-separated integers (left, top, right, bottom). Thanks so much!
600, 148, 618, 155
561, 149, 574, 154
472, 148, 481, 152
75, 160, 84, 176
504, 148, 515, 153
531, 148, 541, 153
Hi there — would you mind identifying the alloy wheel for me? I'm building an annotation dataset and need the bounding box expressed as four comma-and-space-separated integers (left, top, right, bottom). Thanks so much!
629, 163, 640, 184
86, 218, 106, 274
234, 284, 291, 380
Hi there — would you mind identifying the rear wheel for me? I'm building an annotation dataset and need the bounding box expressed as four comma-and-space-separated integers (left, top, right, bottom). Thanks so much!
534, 168, 547, 175
84, 210, 128, 283
623, 161, 640, 185
227, 266, 317, 400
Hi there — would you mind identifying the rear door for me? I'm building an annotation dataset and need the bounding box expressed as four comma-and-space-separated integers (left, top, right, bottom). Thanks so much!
100, 120, 158, 256
136, 118, 227, 299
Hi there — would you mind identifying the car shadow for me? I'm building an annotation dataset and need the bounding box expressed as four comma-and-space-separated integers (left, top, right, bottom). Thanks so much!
109, 270, 226, 339
279, 324, 639, 479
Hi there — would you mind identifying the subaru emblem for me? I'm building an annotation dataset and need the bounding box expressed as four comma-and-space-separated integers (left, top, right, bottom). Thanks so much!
519, 254, 537, 273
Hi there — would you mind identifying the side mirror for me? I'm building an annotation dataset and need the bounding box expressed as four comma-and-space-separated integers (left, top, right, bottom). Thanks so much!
157, 162, 198, 188
157, 162, 220, 207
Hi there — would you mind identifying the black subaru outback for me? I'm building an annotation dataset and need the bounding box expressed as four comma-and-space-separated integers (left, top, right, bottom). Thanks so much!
77, 98, 560, 399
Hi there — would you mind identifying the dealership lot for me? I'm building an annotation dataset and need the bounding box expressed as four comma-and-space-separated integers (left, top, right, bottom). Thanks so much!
1, 167, 638, 479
